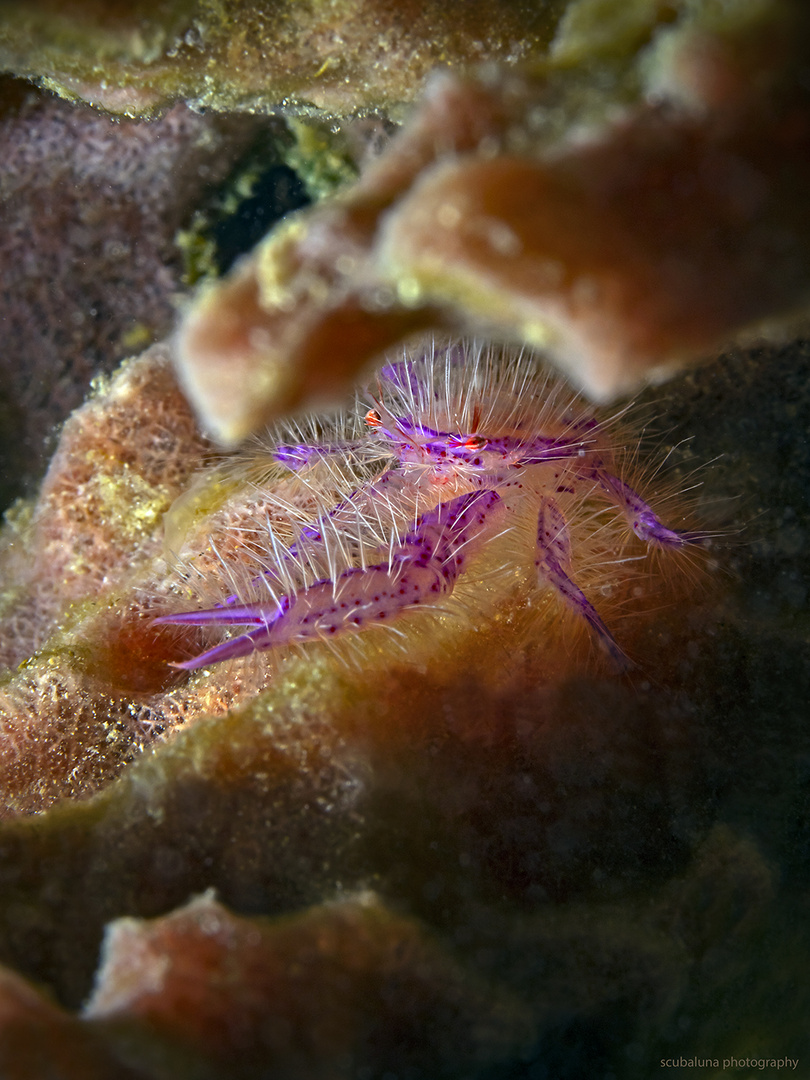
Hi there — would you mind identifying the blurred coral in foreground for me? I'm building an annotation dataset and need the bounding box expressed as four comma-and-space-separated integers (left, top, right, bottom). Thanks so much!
174, 0, 810, 443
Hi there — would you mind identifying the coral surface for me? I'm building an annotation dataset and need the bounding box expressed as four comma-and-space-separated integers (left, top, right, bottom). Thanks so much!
0, 0, 567, 118
0, 79, 279, 507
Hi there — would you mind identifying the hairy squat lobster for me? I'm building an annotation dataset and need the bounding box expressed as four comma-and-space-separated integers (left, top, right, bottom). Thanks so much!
156, 341, 701, 671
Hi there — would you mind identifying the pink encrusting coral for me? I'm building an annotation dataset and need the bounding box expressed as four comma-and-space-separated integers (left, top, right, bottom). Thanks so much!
0, 346, 212, 812
82, 890, 537, 1079
0, 83, 268, 506
0, 345, 209, 671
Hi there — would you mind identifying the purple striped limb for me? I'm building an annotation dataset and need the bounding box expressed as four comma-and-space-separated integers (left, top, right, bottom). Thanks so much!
156, 489, 506, 670
535, 496, 630, 670
218, 469, 414, 608
271, 437, 368, 471
589, 469, 701, 549
366, 407, 581, 472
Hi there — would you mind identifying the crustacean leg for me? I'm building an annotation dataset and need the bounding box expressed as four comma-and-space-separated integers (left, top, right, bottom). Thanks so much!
155, 489, 506, 670
534, 495, 631, 670
218, 468, 413, 607
589, 469, 703, 548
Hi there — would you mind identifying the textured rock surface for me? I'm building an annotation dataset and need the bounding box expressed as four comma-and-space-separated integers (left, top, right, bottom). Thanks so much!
0, 0, 567, 118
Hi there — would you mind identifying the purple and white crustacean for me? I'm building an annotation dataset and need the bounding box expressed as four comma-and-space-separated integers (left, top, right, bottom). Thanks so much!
156, 341, 703, 671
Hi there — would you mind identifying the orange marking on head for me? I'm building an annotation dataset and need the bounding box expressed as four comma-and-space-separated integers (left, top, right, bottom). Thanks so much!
464, 436, 488, 450
365, 409, 382, 427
